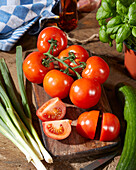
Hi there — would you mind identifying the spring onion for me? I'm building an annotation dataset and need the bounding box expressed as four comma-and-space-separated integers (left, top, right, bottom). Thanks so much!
16, 46, 53, 163
0, 46, 53, 169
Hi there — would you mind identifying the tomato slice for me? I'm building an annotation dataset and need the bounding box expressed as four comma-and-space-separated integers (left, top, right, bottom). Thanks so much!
36, 97, 66, 121
42, 119, 72, 140
100, 113, 120, 141
76, 110, 100, 139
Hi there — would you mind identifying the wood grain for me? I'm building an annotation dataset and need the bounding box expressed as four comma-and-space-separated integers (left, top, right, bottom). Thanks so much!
33, 83, 120, 160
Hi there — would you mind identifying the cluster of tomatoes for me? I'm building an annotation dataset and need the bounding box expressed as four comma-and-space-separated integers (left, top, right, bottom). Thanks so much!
23, 26, 110, 109
23, 26, 120, 141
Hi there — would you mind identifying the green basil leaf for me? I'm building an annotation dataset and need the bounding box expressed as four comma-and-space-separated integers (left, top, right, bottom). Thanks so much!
107, 24, 122, 34
116, 24, 131, 43
99, 25, 109, 43
101, 0, 117, 9
116, 42, 123, 52
98, 19, 107, 26
110, 34, 116, 40
96, 6, 113, 20
128, 2, 136, 26
132, 27, 136, 37
118, 0, 135, 7
116, 0, 128, 15
101, 1, 112, 12
107, 16, 122, 28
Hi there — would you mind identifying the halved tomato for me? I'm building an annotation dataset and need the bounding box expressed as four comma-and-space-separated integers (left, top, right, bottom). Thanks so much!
42, 119, 72, 140
100, 112, 120, 141
36, 97, 66, 121
76, 110, 120, 142
76, 110, 100, 139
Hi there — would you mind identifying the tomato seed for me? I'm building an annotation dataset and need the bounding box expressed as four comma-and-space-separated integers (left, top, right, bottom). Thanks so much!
47, 123, 64, 135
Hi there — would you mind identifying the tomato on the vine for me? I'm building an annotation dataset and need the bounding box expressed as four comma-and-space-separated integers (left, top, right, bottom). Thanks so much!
23, 51, 54, 84
42, 119, 72, 140
43, 69, 74, 99
100, 112, 120, 141
82, 56, 110, 84
58, 45, 89, 76
36, 97, 66, 122
37, 27, 68, 57
76, 110, 100, 139
69, 78, 101, 109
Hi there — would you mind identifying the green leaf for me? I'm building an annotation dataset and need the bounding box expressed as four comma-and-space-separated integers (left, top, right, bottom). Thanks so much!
118, 0, 135, 7
16, 46, 31, 119
116, 24, 131, 43
98, 19, 107, 26
116, 42, 123, 52
107, 25, 122, 35
99, 25, 109, 43
107, 16, 122, 28
132, 27, 136, 37
101, 0, 117, 9
128, 2, 136, 26
110, 34, 116, 40
96, 6, 113, 21
116, 0, 128, 15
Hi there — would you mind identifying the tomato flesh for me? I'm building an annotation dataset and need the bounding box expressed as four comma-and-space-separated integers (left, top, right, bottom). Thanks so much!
42, 119, 72, 140
76, 110, 100, 139
36, 97, 66, 121
100, 113, 120, 141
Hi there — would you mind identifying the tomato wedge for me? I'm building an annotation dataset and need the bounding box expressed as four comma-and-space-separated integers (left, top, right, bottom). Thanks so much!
36, 97, 66, 121
42, 119, 72, 140
76, 110, 100, 139
100, 113, 120, 141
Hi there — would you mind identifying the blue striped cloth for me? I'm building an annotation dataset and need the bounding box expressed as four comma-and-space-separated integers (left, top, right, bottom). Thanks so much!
0, 0, 59, 51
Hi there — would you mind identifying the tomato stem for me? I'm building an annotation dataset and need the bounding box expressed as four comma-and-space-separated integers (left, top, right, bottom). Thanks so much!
44, 40, 82, 79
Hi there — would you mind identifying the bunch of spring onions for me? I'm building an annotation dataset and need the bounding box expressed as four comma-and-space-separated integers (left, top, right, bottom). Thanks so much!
0, 46, 53, 170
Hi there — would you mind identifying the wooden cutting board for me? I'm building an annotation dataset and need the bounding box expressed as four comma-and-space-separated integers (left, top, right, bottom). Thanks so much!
33, 83, 120, 160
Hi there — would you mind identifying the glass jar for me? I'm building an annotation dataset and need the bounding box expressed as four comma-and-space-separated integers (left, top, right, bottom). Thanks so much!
58, 0, 78, 32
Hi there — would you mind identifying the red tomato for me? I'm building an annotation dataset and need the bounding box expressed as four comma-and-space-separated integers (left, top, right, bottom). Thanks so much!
43, 69, 74, 99
58, 45, 89, 76
100, 113, 120, 141
23, 51, 54, 84
36, 97, 66, 122
76, 110, 100, 139
69, 78, 101, 109
42, 119, 72, 140
37, 27, 68, 57
82, 56, 110, 84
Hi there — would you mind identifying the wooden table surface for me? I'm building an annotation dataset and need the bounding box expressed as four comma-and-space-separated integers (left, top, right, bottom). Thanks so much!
0, 10, 136, 170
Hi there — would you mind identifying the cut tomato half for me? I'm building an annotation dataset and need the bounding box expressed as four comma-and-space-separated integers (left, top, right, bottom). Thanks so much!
100, 113, 120, 141
76, 111, 120, 141
76, 110, 100, 139
36, 97, 66, 121
42, 119, 72, 140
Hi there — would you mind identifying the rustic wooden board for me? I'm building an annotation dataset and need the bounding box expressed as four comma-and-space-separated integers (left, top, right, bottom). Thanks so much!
33, 83, 120, 160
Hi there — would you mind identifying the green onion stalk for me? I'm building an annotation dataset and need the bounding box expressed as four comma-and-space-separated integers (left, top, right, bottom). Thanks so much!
0, 86, 46, 170
0, 47, 53, 169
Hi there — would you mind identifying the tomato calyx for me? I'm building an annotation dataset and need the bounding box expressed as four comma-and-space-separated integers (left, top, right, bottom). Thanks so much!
42, 57, 53, 67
